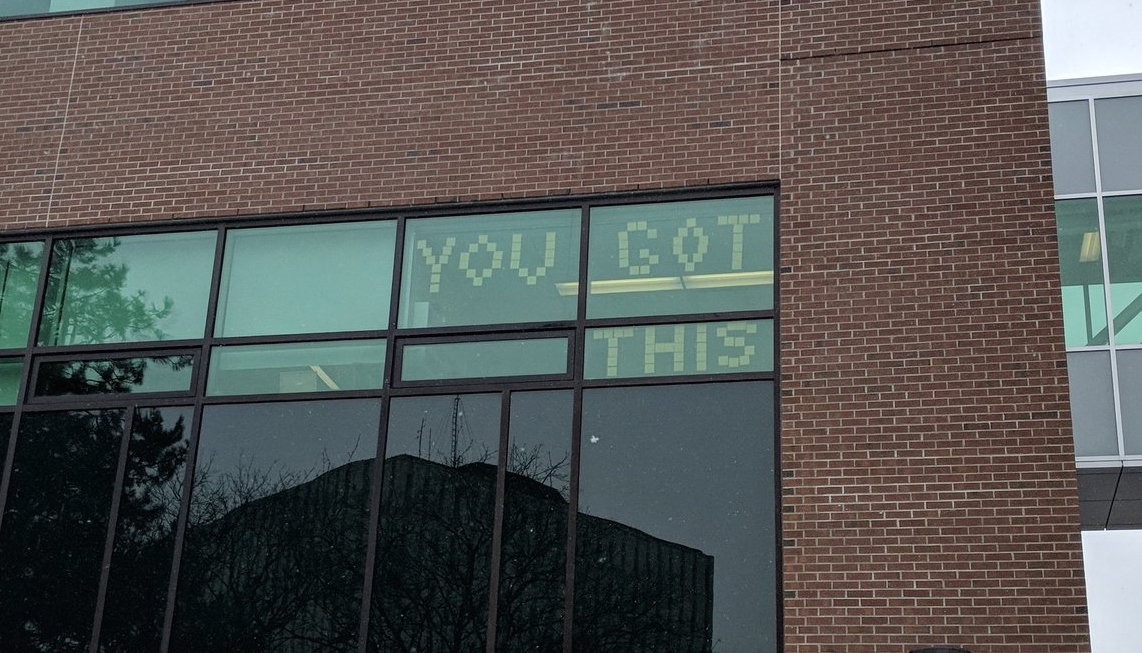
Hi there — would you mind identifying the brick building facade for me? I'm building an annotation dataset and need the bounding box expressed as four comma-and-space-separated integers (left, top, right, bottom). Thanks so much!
0, 1, 1089, 651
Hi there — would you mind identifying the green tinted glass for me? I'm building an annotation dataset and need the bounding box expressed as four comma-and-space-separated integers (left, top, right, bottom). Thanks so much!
0, 1, 193, 19
1055, 199, 1108, 347
587, 197, 774, 318
399, 211, 580, 328
38, 232, 215, 346
585, 319, 772, 379
1104, 196, 1142, 344
0, 358, 21, 405
35, 355, 194, 397
401, 338, 568, 381
207, 340, 386, 396
215, 221, 396, 337
0, 241, 44, 350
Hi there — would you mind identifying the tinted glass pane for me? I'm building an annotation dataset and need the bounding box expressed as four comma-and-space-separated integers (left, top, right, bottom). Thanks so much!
587, 197, 773, 318
1067, 352, 1119, 457
1056, 199, 1109, 347
1095, 96, 1142, 192
497, 390, 573, 652
1048, 101, 1097, 195
0, 358, 21, 405
0, 0, 51, 18
208, 339, 386, 396
0, 0, 195, 17
1119, 350, 1142, 455
100, 406, 192, 653
585, 319, 773, 379
0, 240, 44, 349
399, 211, 579, 328
38, 232, 215, 346
1103, 195, 1142, 344
401, 338, 568, 381
576, 382, 776, 653
0, 409, 125, 651
35, 354, 194, 397
49, 0, 115, 9
369, 394, 501, 653
215, 222, 396, 337
173, 399, 381, 653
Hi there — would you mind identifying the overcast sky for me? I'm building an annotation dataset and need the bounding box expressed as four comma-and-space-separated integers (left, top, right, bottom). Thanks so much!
1041, 0, 1142, 80
1039, 2, 1142, 652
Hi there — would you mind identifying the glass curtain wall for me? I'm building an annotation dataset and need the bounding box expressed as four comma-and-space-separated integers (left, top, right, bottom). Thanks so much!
1049, 87, 1142, 462
0, 189, 778, 653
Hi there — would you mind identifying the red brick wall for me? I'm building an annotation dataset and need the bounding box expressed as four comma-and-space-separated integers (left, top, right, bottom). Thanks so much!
780, 36, 1088, 652
0, 1, 1089, 650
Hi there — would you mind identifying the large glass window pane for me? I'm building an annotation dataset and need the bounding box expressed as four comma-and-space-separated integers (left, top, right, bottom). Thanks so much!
0, 240, 45, 349
208, 340, 386, 396
0, 357, 21, 405
401, 338, 568, 382
369, 393, 501, 653
0, 1, 51, 18
215, 221, 396, 337
38, 232, 215, 346
1056, 199, 1109, 347
497, 390, 573, 653
172, 399, 381, 653
1103, 196, 1142, 344
587, 197, 774, 319
1095, 96, 1142, 192
1048, 101, 1097, 195
0, 409, 125, 651
585, 319, 773, 379
576, 382, 776, 653
0, 0, 197, 18
399, 211, 579, 328
1119, 350, 1142, 455
35, 354, 194, 397
1067, 352, 1119, 457
99, 406, 192, 653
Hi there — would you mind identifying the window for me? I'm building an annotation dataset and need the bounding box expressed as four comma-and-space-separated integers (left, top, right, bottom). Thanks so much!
1049, 80, 1142, 529
1049, 89, 1142, 465
0, 188, 778, 651
0, 0, 214, 20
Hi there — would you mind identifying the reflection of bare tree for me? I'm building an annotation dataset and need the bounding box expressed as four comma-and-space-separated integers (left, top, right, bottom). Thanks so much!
370, 455, 495, 653
495, 469, 568, 652
573, 518, 714, 653
507, 443, 570, 498
171, 457, 371, 653
368, 453, 712, 653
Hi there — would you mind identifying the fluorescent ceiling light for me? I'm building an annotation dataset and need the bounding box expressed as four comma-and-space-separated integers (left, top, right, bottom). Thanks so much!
310, 365, 341, 390
1080, 232, 1101, 262
589, 277, 684, 294
557, 270, 774, 295
682, 271, 774, 288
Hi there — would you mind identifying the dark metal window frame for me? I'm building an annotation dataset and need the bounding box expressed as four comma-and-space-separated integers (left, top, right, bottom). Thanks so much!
0, 183, 782, 653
